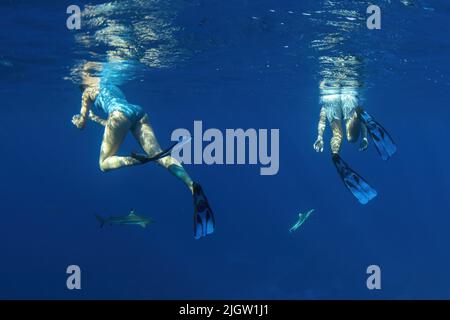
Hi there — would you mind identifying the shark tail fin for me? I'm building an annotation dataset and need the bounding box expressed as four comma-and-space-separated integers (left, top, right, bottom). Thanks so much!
95, 214, 106, 228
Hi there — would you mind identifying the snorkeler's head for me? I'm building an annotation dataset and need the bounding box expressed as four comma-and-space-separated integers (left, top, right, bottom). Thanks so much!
80, 62, 100, 91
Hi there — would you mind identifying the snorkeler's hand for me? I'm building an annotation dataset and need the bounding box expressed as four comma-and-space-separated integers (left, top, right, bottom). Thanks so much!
313, 137, 324, 152
72, 114, 86, 130
359, 137, 369, 151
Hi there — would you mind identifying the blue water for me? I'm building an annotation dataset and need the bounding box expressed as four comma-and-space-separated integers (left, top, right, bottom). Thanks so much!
1, 0, 450, 299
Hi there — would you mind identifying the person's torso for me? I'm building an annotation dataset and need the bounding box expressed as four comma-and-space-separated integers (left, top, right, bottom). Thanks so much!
94, 84, 143, 119
94, 84, 128, 113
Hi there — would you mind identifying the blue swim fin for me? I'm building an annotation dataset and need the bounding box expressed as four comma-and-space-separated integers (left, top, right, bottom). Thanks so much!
332, 154, 377, 205
193, 182, 215, 239
357, 108, 397, 161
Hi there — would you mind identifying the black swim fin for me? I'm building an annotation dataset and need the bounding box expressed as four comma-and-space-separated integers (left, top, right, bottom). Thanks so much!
357, 108, 397, 161
193, 182, 215, 239
131, 141, 178, 164
332, 154, 377, 205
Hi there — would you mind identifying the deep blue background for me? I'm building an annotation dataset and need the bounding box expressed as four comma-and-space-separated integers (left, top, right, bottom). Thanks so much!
1, 0, 450, 299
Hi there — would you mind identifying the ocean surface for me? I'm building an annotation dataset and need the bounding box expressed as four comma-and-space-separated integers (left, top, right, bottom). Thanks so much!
1, 0, 450, 299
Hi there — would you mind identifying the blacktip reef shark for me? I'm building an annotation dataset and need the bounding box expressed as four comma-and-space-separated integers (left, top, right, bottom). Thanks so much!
95, 210, 154, 228
289, 209, 314, 233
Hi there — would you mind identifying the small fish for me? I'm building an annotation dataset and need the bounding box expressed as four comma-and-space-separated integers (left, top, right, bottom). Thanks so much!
289, 209, 314, 233
95, 210, 154, 228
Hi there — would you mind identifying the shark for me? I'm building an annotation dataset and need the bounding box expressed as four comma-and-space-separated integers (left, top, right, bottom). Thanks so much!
289, 209, 314, 233
95, 210, 154, 228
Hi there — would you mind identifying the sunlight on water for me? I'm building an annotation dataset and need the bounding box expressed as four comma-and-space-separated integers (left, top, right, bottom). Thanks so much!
308, 1, 368, 91
305, 0, 436, 90
59, 0, 446, 90
69, 0, 193, 85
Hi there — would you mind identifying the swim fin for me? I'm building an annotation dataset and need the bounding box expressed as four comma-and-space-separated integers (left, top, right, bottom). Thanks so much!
357, 108, 397, 161
332, 154, 377, 205
193, 182, 215, 239
131, 136, 192, 163
131, 141, 178, 164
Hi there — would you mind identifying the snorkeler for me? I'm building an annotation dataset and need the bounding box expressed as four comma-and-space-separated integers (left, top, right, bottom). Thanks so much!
313, 81, 396, 204
72, 78, 215, 239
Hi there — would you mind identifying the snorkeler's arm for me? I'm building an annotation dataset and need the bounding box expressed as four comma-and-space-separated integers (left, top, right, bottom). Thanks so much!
361, 123, 368, 139
313, 107, 326, 152
359, 123, 369, 151
79, 89, 94, 122
318, 107, 326, 139
73, 88, 98, 130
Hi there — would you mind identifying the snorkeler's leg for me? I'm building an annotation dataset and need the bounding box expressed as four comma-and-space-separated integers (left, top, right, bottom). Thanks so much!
132, 115, 214, 238
158, 156, 195, 194
330, 120, 343, 155
359, 123, 369, 151
345, 111, 361, 143
132, 115, 194, 193
99, 112, 141, 172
